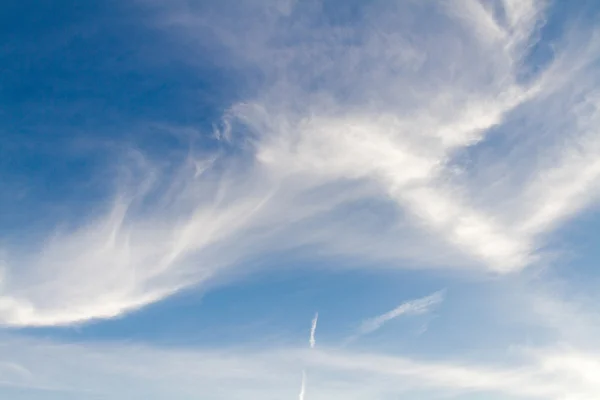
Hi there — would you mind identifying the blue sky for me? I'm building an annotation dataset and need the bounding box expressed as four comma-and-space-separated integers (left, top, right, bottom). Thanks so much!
1, 0, 600, 399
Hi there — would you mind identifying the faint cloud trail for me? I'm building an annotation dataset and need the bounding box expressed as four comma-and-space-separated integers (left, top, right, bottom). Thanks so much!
298, 369, 306, 400
310, 312, 319, 349
299, 312, 319, 400
345, 290, 445, 344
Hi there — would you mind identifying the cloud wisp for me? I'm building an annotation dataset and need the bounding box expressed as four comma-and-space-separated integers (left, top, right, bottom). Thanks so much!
298, 369, 306, 400
0, 331, 597, 400
345, 291, 444, 344
300, 312, 318, 400
310, 313, 318, 349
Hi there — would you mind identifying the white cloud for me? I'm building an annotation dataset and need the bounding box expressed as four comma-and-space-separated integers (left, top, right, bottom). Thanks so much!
300, 312, 319, 399
0, 334, 597, 400
1, 0, 600, 327
0, 155, 282, 326
517, 107, 600, 236
352, 290, 445, 340
310, 312, 318, 349
298, 369, 306, 400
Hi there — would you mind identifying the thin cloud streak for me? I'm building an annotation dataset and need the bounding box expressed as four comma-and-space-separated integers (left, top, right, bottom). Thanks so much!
298, 369, 306, 400
300, 312, 318, 399
346, 290, 444, 343
310, 313, 318, 349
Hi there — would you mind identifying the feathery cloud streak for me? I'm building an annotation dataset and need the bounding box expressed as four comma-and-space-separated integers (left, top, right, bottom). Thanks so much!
0, 333, 597, 400
310, 313, 318, 349
353, 291, 444, 340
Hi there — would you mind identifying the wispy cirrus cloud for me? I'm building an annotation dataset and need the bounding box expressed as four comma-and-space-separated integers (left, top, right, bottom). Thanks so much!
1, 0, 600, 329
0, 332, 597, 400
4, 3, 600, 400
349, 290, 445, 342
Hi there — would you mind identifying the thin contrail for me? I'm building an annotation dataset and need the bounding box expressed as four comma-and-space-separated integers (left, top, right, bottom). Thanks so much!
298, 369, 306, 400
309, 312, 319, 349
299, 312, 318, 400
344, 290, 444, 345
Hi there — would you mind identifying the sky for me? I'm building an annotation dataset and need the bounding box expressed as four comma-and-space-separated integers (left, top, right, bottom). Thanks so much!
1, 0, 600, 398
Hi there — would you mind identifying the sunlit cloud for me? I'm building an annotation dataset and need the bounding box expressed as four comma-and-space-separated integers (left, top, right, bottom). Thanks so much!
0, 330, 597, 400
1, 0, 600, 357
347, 290, 444, 342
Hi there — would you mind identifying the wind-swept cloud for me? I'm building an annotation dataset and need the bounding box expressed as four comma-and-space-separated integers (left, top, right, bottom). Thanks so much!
0, 332, 597, 400
0, 156, 279, 326
4, 3, 600, 400
300, 312, 319, 399
348, 291, 444, 342
1, 0, 600, 328
310, 313, 318, 349
298, 369, 306, 400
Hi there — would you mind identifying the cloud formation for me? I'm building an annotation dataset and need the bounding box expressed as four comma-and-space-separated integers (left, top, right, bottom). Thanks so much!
309, 312, 318, 349
300, 312, 318, 400
0, 0, 600, 329
0, 332, 597, 400
298, 369, 306, 400
351, 290, 444, 341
